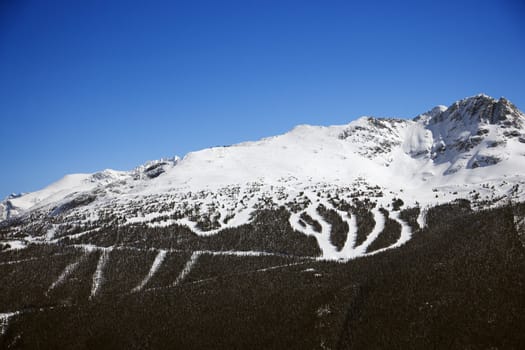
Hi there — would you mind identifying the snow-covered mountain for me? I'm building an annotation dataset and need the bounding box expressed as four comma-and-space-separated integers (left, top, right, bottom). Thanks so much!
1, 94, 525, 260
2, 93, 525, 349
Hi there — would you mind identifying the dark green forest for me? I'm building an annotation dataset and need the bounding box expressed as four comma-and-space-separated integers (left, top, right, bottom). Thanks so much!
1, 201, 524, 349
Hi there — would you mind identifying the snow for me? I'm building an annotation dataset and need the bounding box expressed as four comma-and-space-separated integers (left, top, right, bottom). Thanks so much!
254, 261, 309, 273
287, 195, 415, 260
6, 99, 524, 213
132, 250, 167, 292
1, 240, 27, 250
338, 210, 359, 257
288, 199, 335, 259
0, 312, 19, 335
90, 248, 111, 298
45, 225, 58, 241
0, 257, 40, 266
417, 208, 427, 229
353, 208, 386, 255
6, 174, 95, 217
172, 251, 200, 287
365, 210, 413, 256
2, 94, 525, 261
48, 258, 83, 293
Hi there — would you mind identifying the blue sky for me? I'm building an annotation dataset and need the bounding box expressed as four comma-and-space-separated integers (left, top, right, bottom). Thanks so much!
1, 0, 524, 198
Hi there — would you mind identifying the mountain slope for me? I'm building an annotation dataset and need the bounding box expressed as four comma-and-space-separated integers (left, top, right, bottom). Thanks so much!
1, 94, 525, 260
1, 94, 525, 349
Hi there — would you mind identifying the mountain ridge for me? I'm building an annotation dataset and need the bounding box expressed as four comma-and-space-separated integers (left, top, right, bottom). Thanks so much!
1, 94, 525, 260
1, 95, 525, 348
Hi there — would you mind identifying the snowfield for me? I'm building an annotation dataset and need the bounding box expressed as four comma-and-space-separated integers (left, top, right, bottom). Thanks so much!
1, 94, 525, 261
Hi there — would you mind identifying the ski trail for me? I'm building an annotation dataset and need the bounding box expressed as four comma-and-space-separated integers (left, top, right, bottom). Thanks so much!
173, 194, 260, 236
366, 211, 412, 255
353, 208, 386, 255
45, 224, 58, 241
132, 250, 167, 292
254, 261, 310, 272
205, 250, 290, 257
0, 312, 18, 336
289, 211, 325, 256
66, 227, 101, 240
306, 201, 336, 259
188, 261, 311, 286
288, 196, 339, 259
90, 248, 111, 299
47, 254, 85, 293
392, 211, 413, 247
172, 251, 201, 287
69, 243, 310, 259
0, 257, 40, 266
290, 199, 377, 260
0, 251, 74, 266
339, 210, 358, 258
417, 207, 427, 229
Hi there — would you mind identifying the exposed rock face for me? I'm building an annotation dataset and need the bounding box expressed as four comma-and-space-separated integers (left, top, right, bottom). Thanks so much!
415, 94, 525, 173
338, 117, 409, 165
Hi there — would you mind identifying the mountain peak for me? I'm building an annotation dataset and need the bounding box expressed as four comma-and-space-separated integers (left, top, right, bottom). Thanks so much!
414, 105, 447, 122
469, 92, 494, 100
2, 94, 525, 225
409, 94, 525, 174
419, 94, 523, 128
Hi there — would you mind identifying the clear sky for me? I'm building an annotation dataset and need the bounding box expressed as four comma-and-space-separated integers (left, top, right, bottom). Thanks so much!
1, 0, 524, 198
